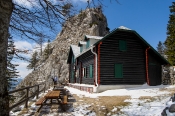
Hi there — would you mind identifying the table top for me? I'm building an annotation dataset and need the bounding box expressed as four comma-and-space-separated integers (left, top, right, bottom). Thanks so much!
44, 90, 60, 99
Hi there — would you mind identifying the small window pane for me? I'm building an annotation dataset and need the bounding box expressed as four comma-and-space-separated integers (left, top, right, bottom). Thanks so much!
119, 40, 127, 51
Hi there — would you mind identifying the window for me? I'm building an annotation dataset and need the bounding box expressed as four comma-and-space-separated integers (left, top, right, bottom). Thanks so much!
82, 67, 87, 78
71, 71, 74, 79
76, 69, 79, 78
89, 65, 93, 78
80, 46, 83, 52
119, 40, 127, 51
115, 64, 123, 78
72, 55, 74, 63
86, 40, 90, 48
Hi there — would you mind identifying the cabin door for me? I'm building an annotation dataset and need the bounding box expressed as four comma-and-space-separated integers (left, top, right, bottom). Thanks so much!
148, 63, 161, 86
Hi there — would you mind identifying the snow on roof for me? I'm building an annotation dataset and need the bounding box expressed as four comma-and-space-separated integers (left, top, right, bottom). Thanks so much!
79, 41, 87, 45
76, 46, 93, 58
85, 35, 103, 40
71, 45, 80, 57
118, 26, 131, 30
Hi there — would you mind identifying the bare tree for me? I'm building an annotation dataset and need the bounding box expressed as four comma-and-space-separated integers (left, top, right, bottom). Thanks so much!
0, 0, 118, 115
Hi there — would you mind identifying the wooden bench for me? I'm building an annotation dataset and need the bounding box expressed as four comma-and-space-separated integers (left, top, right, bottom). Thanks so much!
35, 97, 46, 112
35, 97, 46, 105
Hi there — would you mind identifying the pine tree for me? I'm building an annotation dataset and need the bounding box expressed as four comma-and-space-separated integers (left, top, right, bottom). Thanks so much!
157, 41, 165, 57
164, 2, 175, 65
27, 51, 39, 70
7, 36, 19, 89
7, 36, 20, 104
43, 39, 51, 61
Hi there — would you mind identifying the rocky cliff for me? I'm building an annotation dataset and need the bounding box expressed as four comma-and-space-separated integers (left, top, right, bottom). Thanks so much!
16, 8, 109, 90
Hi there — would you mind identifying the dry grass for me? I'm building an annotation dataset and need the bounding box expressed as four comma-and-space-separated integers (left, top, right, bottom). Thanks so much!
139, 96, 156, 102
73, 94, 130, 116
159, 87, 175, 96
17, 108, 29, 115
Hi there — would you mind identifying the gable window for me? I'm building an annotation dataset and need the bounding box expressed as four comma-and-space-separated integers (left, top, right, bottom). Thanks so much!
115, 64, 123, 78
86, 40, 90, 48
89, 65, 93, 78
119, 40, 127, 51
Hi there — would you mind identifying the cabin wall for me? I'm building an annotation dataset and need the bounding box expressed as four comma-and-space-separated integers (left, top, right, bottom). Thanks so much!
99, 31, 146, 85
69, 62, 75, 83
148, 50, 162, 85
77, 50, 95, 85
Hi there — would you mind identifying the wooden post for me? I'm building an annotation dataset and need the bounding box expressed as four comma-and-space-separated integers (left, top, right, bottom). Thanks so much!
25, 88, 29, 108
63, 95, 67, 104
37, 85, 39, 99
44, 82, 46, 93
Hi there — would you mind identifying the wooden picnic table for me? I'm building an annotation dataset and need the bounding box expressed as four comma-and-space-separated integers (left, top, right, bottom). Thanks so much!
36, 90, 61, 112
45, 90, 60, 99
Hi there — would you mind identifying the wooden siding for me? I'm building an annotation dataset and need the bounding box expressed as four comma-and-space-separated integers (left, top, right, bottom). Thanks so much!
77, 50, 95, 85
148, 50, 162, 85
99, 31, 146, 85
69, 62, 74, 83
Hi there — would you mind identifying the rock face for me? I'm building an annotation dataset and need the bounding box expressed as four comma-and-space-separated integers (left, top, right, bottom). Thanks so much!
16, 8, 109, 90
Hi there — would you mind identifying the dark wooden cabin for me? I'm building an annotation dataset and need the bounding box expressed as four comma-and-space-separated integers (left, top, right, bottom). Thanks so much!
67, 27, 169, 90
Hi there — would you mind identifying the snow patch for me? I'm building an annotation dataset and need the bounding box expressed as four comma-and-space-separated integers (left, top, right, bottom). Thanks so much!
118, 26, 131, 30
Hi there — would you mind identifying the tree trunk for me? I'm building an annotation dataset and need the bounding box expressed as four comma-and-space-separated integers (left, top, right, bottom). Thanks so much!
0, 0, 13, 115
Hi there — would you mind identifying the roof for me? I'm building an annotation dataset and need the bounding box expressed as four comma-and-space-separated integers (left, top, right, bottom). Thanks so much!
75, 46, 93, 58
68, 26, 169, 65
67, 45, 80, 63
85, 35, 103, 40
71, 45, 80, 57
78, 41, 87, 46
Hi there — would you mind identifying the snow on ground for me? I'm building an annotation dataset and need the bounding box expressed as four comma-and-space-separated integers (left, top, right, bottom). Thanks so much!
10, 84, 175, 116
65, 84, 170, 98
65, 84, 175, 116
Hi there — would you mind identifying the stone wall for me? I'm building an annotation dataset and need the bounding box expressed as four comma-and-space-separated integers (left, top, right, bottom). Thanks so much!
162, 66, 175, 85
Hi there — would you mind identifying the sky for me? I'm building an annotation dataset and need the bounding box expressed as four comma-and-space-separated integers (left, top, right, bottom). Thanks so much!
12, 0, 174, 78
10, 84, 175, 115
102, 0, 174, 49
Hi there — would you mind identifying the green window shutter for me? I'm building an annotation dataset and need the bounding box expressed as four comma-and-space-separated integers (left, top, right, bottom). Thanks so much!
71, 71, 74, 79
115, 64, 123, 78
86, 40, 90, 48
80, 46, 83, 52
119, 40, 127, 51
89, 65, 93, 78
